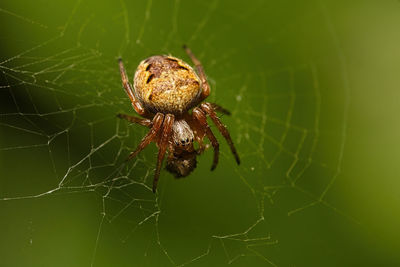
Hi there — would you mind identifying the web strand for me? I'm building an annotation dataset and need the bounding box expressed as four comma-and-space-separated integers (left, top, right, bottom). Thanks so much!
0, 0, 354, 265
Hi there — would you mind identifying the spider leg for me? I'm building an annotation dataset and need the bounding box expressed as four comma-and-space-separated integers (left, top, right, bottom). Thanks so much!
200, 102, 240, 165
118, 58, 146, 116
167, 143, 175, 161
117, 113, 152, 128
153, 114, 175, 193
196, 138, 207, 154
126, 113, 164, 161
192, 107, 219, 170
183, 45, 210, 101
209, 103, 231, 116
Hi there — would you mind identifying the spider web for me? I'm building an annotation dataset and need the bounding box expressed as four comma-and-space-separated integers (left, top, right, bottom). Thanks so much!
0, 0, 357, 266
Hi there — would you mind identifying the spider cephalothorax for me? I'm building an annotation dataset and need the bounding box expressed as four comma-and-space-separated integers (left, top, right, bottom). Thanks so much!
117, 45, 240, 192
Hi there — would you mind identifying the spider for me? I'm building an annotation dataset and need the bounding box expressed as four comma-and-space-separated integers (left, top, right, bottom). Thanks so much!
117, 45, 240, 193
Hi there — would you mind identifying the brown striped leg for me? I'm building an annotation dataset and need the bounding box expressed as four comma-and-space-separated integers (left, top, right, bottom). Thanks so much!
183, 45, 210, 101
200, 103, 240, 165
126, 113, 164, 161
209, 103, 231, 116
153, 114, 175, 193
117, 113, 152, 127
118, 58, 146, 116
192, 107, 219, 170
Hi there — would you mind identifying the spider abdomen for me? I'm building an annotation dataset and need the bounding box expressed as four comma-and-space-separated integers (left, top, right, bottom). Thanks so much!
134, 55, 202, 115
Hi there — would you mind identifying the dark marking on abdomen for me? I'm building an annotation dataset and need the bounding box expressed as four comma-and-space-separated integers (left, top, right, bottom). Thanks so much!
146, 74, 155, 83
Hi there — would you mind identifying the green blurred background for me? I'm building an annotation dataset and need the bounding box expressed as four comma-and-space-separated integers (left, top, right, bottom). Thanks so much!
1, 0, 400, 266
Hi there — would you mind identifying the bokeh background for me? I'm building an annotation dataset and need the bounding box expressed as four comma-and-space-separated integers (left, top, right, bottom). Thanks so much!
1, 0, 400, 266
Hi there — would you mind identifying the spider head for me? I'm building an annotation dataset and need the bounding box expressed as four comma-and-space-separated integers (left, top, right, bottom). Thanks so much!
166, 150, 197, 178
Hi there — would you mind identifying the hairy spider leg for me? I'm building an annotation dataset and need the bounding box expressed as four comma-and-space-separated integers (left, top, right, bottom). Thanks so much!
201, 103, 240, 165
153, 114, 175, 192
192, 107, 220, 170
118, 58, 146, 116
183, 45, 210, 101
209, 103, 231, 116
126, 113, 164, 161
117, 113, 152, 127
195, 133, 207, 154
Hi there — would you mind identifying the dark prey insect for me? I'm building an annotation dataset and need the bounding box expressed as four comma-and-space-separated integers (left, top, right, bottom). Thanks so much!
117, 45, 240, 193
